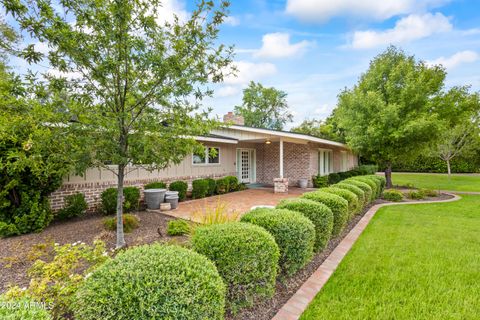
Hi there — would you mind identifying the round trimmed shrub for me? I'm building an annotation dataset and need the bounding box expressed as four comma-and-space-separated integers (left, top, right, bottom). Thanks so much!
276, 198, 333, 251
73, 244, 226, 320
334, 183, 366, 209
144, 181, 167, 189
169, 181, 188, 201
192, 222, 279, 311
206, 178, 216, 196
383, 189, 403, 202
240, 208, 315, 276
192, 179, 209, 199
369, 175, 386, 193
301, 191, 348, 236
348, 177, 378, 201
341, 180, 373, 204
0, 296, 51, 319
100, 187, 140, 215
320, 187, 359, 217
55, 193, 87, 220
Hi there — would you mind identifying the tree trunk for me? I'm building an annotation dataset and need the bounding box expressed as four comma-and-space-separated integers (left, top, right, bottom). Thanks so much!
385, 162, 393, 189
446, 159, 451, 179
116, 163, 126, 249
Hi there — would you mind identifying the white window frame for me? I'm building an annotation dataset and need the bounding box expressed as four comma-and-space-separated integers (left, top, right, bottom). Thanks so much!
318, 148, 333, 176
192, 146, 221, 166
340, 151, 348, 172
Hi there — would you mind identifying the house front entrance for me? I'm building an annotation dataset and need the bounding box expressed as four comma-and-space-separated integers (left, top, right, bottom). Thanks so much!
236, 148, 256, 184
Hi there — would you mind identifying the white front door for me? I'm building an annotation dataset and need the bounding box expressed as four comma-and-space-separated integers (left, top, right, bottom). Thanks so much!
237, 149, 256, 183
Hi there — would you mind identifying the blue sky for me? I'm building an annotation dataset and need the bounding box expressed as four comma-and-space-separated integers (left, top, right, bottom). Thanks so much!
4, 0, 480, 129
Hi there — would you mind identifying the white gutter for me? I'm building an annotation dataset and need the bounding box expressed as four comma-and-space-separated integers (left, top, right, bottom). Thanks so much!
193, 136, 238, 144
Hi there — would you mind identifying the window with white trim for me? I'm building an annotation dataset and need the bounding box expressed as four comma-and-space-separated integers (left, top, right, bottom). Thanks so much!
193, 147, 220, 165
341, 151, 348, 172
318, 149, 333, 176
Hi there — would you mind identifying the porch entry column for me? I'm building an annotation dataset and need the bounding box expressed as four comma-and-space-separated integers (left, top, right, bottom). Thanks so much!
274, 138, 289, 193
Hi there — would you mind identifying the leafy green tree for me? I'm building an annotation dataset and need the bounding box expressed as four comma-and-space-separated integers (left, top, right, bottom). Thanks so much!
334, 46, 446, 187
291, 116, 344, 142
234, 81, 292, 130
430, 87, 480, 176
4, 0, 234, 248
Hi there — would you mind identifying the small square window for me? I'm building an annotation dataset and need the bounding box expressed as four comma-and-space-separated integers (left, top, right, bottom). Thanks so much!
208, 147, 220, 164
193, 150, 206, 164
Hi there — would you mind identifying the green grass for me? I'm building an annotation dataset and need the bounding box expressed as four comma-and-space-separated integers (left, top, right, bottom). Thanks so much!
301, 195, 480, 320
391, 172, 480, 192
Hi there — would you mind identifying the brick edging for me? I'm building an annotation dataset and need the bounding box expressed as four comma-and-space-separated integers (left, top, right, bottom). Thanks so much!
272, 194, 462, 320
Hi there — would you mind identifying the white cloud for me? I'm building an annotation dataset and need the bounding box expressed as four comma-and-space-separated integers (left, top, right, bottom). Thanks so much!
350, 13, 452, 49
285, 0, 449, 22
254, 33, 311, 59
215, 85, 241, 97
224, 16, 240, 26
427, 50, 479, 69
224, 60, 277, 85
156, 0, 189, 25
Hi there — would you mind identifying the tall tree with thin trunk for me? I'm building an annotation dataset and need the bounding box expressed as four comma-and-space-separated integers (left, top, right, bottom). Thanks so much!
4, 0, 234, 248
333, 46, 445, 188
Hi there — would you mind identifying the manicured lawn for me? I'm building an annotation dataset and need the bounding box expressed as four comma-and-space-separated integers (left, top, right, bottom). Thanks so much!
391, 172, 480, 192
301, 195, 480, 319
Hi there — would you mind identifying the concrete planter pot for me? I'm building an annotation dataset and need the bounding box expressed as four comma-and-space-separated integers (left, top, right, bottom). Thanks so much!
165, 195, 179, 209
298, 178, 308, 189
144, 188, 167, 210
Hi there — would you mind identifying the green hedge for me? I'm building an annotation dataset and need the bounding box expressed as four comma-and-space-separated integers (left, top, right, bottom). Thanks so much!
301, 191, 348, 236
216, 176, 239, 194
206, 178, 216, 196
383, 189, 403, 202
100, 187, 140, 215
169, 181, 188, 201
144, 181, 167, 189
312, 175, 328, 188
320, 187, 359, 217
241, 208, 315, 276
192, 179, 209, 199
0, 296, 52, 319
276, 198, 333, 252
74, 244, 226, 320
55, 193, 87, 220
192, 222, 279, 311
347, 177, 378, 201
334, 183, 366, 208
340, 180, 373, 204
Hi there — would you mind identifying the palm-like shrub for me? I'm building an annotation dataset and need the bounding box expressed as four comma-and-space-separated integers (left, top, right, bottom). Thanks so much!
192, 222, 279, 311
241, 208, 315, 276
301, 191, 349, 236
74, 244, 226, 320
276, 198, 333, 251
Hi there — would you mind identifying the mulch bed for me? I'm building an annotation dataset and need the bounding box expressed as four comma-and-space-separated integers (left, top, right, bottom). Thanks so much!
228, 192, 455, 320
0, 210, 187, 293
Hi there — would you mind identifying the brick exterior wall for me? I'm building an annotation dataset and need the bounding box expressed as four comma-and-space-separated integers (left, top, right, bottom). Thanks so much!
49, 172, 236, 213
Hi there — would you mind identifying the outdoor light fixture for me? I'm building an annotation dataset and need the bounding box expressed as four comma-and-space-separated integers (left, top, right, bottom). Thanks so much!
265, 139, 271, 144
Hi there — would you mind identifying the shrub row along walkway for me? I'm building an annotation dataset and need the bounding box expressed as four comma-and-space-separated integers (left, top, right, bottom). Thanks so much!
156, 187, 308, 222
272, 193, 461, 320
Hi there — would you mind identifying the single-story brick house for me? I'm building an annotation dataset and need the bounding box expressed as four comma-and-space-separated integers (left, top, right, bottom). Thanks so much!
49, 113, 357, 211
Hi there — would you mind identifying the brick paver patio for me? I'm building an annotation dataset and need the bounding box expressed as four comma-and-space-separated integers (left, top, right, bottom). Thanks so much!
155, 187, 311, 222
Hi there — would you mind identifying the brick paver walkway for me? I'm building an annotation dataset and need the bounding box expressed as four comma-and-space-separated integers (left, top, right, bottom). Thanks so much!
155, 187, 310, 222
272, 193, 462, 320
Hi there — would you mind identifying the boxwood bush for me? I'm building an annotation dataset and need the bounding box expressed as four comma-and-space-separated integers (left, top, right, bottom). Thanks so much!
276, 198, 333, 251
334, 183, 366, 209
241, 208, 315, 276
301, 191, 348, 236
341, 180, 373, 204
192, 179, 209, 199
55, 193, 87, 220
383, 189, 403, 202
206, 178, 216, 196
369, 175, 386, 193
169, 181, 188, 201
319, 187, 359, 217
167, 219, 191, 236
192, 222, 279, 311
144, 181, 166, 189
357, 176, 382, 198
406, 190, 426, 200
347, 177, 378, 201
312, 175, 328, 188
100, 187, 140, 215
73, 244, 226, 320
103, 213, 139, 233
0, 296, 52, 319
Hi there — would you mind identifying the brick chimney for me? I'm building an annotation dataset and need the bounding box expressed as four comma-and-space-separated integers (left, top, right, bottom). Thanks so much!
223, 112, 245, 125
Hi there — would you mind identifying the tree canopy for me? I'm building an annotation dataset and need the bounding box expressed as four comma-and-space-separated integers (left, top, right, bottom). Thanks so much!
3, 0, 234, 247
334, 46, 446, 187
234, 81, 292, 130
291, 114, 344, 142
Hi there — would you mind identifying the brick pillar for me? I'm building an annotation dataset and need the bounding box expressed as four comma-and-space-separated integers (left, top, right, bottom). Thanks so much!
274, 178, 289, 193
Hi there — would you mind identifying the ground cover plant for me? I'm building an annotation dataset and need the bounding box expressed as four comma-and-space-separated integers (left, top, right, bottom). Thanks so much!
301, 195, 480, 319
